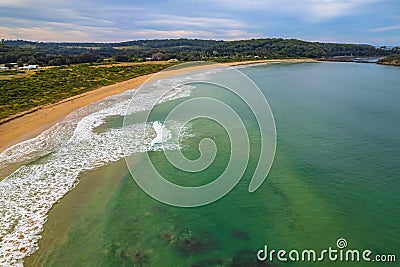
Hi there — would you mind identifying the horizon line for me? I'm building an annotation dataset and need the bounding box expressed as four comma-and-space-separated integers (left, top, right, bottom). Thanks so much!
0, 37, 380, 46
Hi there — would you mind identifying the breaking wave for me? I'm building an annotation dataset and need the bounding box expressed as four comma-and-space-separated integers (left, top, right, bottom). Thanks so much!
0, 70, 210, 266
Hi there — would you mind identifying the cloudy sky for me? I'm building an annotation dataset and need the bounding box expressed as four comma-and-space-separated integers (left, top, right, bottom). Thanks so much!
0, 0, 399, 45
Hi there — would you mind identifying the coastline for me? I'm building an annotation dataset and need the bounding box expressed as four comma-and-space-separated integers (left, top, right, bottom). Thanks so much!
0, 58, 315, 153
9, 58, 399, 266
24, 159, 127, 266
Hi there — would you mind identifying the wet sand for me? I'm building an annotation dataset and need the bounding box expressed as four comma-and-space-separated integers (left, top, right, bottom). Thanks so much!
24, 160, 127, 266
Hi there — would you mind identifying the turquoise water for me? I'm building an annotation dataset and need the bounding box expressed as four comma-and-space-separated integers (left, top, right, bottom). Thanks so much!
17, 62, 400, 266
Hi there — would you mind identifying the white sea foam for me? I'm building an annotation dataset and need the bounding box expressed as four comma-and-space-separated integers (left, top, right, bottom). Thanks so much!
150, 121, 171, 146
0, 72, 199, 266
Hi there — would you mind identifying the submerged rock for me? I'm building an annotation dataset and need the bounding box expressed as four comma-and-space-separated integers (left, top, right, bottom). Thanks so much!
176, 230, 204, 255
231, 229, 251, 241
126, 248, 150, 266
159, 229, 176, 243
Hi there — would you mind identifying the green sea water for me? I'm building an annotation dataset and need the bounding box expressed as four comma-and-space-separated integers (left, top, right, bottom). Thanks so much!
27, 62, 400, 266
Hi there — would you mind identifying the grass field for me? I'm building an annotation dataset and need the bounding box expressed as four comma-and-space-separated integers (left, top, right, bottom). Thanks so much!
0, 62, 175, 121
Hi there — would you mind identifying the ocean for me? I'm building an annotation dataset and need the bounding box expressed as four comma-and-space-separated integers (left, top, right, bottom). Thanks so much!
1, 62, 399, 266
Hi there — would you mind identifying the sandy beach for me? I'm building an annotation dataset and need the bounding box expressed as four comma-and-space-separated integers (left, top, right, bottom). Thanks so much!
0, 59, 314, 153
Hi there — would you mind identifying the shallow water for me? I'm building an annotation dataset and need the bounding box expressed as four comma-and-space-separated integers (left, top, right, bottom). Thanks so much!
3, 62, 400, 266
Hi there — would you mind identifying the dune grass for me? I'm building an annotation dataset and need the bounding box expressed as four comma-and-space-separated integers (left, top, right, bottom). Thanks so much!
0, 62, 174, 121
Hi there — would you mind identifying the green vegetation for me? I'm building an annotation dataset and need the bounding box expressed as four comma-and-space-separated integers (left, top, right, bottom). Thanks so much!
0, 70, 24, 76
1, 38, 396, 65
378, 55, 400, 66
0, 63, 173, 121
1, 38, 398, 122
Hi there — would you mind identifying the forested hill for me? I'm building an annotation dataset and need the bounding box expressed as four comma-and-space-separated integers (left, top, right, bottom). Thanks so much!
1, 38, 397, 65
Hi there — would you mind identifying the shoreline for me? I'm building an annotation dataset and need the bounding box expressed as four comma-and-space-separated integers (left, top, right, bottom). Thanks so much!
0, 59, 315, 153
24, 159, 127, 266
7, 58, 396, 266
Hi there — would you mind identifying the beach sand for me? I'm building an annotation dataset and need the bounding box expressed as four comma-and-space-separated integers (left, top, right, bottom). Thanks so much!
0, 59, 314, 153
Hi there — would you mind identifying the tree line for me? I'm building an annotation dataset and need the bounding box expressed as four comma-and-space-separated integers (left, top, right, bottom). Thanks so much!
1, 38, 397, 66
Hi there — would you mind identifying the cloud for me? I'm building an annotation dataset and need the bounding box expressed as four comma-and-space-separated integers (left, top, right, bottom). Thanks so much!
141, 14, 245, 29
133, 29, 215, 39
0, 0, 32, 7
0, 0, 398, 45
112, 29, 261, 41
0, 20, 260, 42
0, 26, 91, 42
370, 25, 400, 32
0, 1, 256, 41
0, 0, 68, 10
211, 0, 380, 20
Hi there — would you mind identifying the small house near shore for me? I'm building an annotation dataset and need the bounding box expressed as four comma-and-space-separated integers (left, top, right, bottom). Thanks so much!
18, 65, 38, 70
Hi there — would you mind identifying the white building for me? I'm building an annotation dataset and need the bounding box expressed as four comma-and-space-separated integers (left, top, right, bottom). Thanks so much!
18, 65, 38, 70
0, 66, 9, 71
